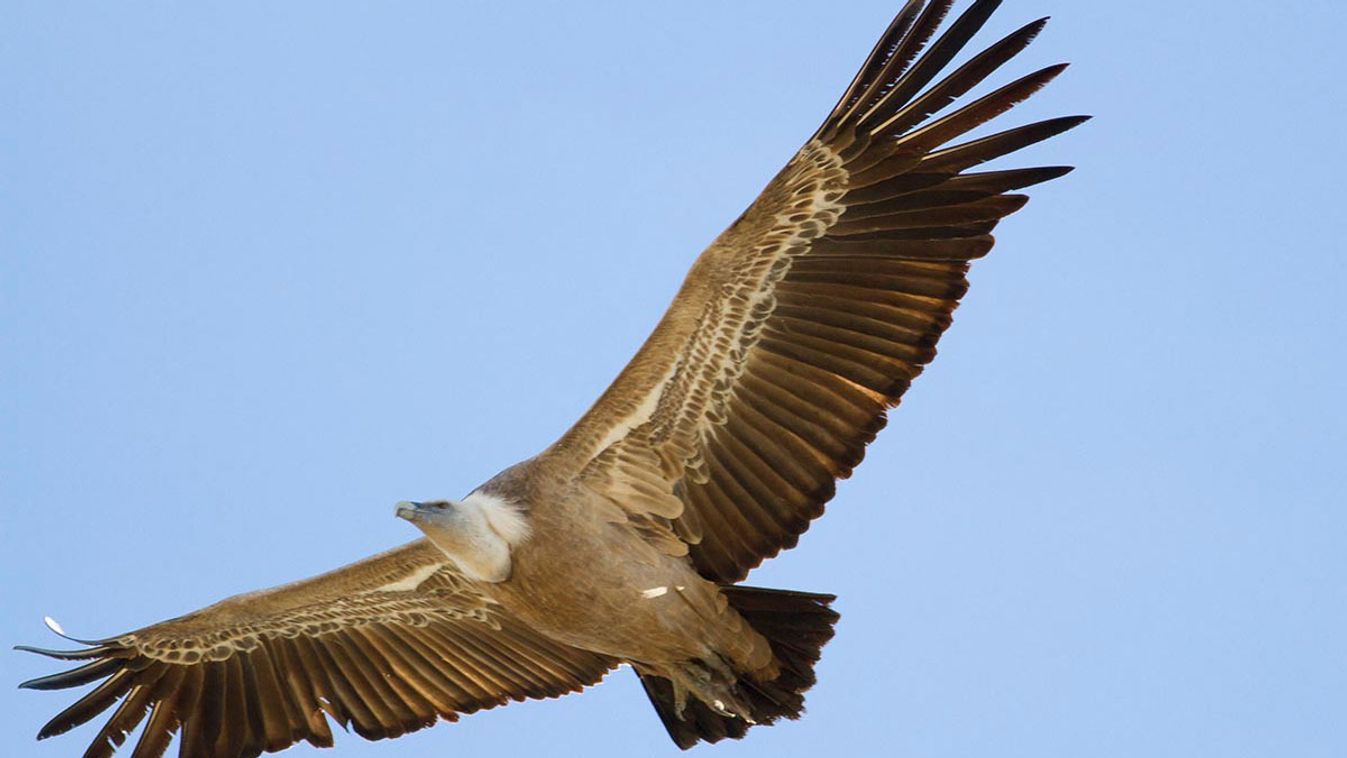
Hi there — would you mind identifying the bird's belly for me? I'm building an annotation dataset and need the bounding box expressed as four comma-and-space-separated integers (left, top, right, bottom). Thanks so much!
490, 524, 717, 663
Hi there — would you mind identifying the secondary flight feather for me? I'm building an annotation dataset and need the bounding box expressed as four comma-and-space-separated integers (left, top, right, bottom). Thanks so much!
19, 2, 1086, 755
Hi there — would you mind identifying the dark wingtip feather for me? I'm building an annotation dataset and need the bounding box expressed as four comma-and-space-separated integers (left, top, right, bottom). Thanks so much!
19, 657, 124, 691
15, 644, 117, 661
36, 669, 136, 740
921, 114, 1091, 174
858, 0, 1007, 124
1021, 17, 1050, 42
978, 164, 1076, 189
823, 0, 927, 129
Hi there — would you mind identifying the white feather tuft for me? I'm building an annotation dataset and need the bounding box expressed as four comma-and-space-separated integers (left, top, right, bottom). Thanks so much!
463, 491, 531, 546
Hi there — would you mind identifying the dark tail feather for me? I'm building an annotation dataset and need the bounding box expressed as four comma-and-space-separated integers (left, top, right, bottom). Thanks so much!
638, 586, 840, 750
639, 674, 747, 750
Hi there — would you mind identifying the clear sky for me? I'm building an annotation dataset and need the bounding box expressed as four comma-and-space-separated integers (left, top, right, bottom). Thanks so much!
3, 2, 1344, 757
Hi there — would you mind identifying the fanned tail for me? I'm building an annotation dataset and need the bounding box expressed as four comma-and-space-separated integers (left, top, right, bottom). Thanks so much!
638, 586, 839, 750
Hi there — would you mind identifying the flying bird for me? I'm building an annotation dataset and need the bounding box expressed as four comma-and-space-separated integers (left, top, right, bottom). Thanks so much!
20, 1, 1085, 755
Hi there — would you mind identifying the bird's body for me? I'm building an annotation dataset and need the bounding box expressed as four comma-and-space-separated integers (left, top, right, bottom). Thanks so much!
464, 463, 777, 714
486, 479, 744, 667
20, 2, 1086, 755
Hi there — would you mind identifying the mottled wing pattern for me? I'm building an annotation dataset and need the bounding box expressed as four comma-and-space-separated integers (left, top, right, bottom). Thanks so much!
20, 540, 616, 758
550, 0, 1086, 582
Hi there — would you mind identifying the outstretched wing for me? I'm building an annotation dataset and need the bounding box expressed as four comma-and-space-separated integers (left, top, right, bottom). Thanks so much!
545, 0, 1086, 581
20, 540, 616, 758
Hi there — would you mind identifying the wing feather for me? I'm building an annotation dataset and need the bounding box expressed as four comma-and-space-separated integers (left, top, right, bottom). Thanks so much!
546, 0, 1085, 582
129, 666, 186, 758
21, 540, 616, 757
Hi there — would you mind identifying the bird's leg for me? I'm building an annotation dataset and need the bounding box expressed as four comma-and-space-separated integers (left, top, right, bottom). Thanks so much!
670, 660, 756, 723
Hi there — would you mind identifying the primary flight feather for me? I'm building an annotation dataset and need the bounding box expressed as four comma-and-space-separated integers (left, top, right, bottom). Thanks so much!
20, 2, 1085, 755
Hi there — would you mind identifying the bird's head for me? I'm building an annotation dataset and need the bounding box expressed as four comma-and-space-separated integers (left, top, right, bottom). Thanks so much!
394, 499, 452, 525
394, 495, 528, 583
395, 499, 481, 560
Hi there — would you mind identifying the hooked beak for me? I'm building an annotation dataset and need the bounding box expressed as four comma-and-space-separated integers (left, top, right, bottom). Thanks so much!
394, 501, 425, 522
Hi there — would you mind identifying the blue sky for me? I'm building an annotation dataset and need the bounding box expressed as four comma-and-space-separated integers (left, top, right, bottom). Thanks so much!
3, 2, 1344, 756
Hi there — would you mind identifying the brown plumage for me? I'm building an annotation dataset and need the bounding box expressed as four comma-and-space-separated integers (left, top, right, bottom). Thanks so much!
20, 2, 1085, 755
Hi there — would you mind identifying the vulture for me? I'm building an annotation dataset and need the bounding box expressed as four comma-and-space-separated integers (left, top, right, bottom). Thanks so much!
19, 1, 1085, 755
